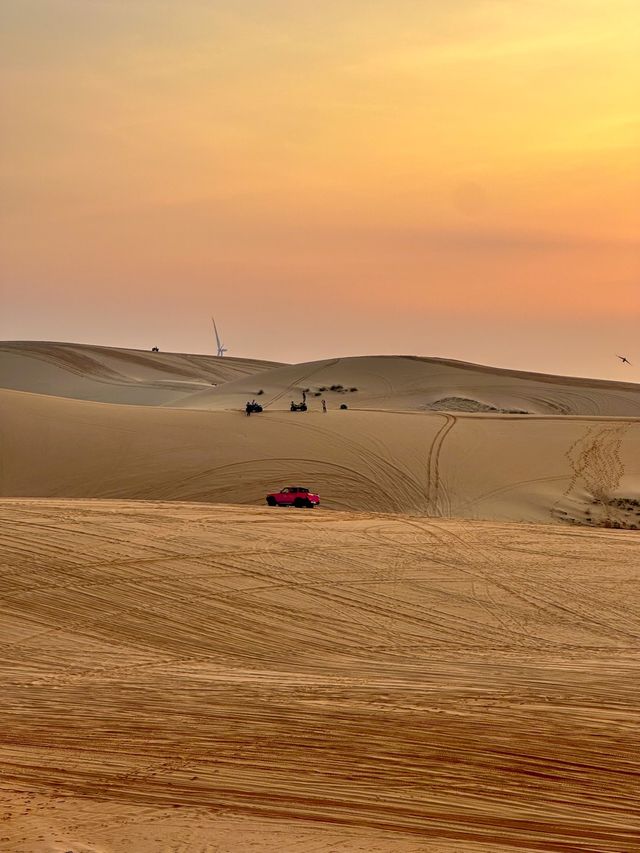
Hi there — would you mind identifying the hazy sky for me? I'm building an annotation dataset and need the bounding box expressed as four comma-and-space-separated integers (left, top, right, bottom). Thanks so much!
1, 0, 638, 377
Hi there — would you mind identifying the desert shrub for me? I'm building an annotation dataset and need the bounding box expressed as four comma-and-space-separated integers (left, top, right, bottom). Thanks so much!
256, 389, 264, 395
313, 391, 321, 396
603, 519, 612, 528
318, 386, 327, 392
340, 403, 348, 410
349, 387, 358, 392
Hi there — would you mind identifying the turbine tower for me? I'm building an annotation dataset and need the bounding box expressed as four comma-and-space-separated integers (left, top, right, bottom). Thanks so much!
212, 316, 228, 357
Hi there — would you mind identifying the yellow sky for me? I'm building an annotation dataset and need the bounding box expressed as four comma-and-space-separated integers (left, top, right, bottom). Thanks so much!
1, 0, 638, 375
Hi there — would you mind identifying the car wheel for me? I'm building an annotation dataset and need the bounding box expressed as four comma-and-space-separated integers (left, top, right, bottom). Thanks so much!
294, 498, 305, 508
266, 496, 276, 506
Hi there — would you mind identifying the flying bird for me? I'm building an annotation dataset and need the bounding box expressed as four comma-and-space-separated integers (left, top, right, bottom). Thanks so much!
617, 355, 632, 365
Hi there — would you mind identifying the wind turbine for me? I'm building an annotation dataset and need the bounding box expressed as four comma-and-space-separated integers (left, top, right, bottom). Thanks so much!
212, 316, 228, 357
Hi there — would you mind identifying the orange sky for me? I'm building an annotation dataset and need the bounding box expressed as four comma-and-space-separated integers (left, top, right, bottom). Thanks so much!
1, 0, 638, 377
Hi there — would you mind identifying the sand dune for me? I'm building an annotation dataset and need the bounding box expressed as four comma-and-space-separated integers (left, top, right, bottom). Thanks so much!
1, 500, 639, 852
1, 342, 639, 525
1, 386, 639, 524
2, 343, 640, 416
172, 354, 640, 416
2, 344, 640, 850
0, 341, 281, 406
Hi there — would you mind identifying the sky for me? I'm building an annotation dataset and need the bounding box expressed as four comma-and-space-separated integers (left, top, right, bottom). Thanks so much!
1, 0, 639, 378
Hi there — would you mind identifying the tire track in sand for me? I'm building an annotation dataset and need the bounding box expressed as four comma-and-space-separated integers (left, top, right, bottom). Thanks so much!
426, 414, 456, 516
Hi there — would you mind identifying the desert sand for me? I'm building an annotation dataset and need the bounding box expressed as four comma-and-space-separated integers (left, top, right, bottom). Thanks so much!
0, 341, 282, 406
1, 342, 640, 851
1, 343, 639, 524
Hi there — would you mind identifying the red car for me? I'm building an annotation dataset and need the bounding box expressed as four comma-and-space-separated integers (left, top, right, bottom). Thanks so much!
266, 486, 320, 508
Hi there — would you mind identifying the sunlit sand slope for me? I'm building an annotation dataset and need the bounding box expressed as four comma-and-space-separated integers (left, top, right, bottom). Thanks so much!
2, 388, 639, 522
3, 344, 639, 416
1, 500, 639, 852
175, 355, 640, 416
0, 341, 282, 406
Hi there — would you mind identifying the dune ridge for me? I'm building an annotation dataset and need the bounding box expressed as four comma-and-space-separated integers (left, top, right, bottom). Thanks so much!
3, 342, 640, 415
0, 341, 282, 406
173, 354, 640, 416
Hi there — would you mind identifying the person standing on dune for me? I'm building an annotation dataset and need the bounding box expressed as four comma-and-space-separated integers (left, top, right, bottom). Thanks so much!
322, 399, 327, 413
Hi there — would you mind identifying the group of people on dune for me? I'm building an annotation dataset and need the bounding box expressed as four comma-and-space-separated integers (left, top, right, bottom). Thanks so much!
245, 400, 263, 415
290, 397, 327, 413
246, 393, 328, 415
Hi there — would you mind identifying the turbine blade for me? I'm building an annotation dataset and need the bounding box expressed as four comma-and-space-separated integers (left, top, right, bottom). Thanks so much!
212, 316, 221, 349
